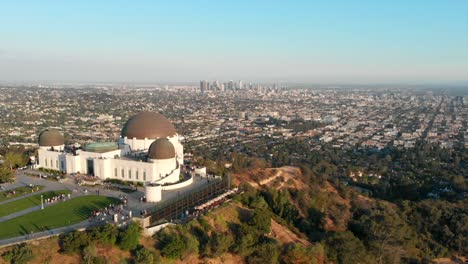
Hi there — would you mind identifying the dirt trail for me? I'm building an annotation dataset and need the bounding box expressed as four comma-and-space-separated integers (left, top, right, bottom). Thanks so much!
234, 166, 306, 190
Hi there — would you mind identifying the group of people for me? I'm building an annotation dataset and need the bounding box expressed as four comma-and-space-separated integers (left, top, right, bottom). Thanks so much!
44, 193, 69, 204
139, 209, 148, 216
118, 194, 129, 206
89, 203, 123, 222
4, 189, 16, 197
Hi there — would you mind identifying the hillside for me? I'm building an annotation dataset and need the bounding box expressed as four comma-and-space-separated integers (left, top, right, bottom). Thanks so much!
153, 201, 322, 264
233, 166, 353, 231
1, 166, 466, 264
231, 166, 467, 263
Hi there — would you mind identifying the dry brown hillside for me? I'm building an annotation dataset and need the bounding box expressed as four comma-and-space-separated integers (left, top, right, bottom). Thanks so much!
233, 166, 353, 232
233, 166, 306, 191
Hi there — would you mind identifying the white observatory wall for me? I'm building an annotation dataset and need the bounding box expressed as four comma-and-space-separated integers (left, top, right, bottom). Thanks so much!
121, 137, 155, 151
94, 158, 156, 182
150, 158, 178, 182
168, 135, 184, 165
145, 185, 162, 202
65, 154, 81, 174
37, 149, 63, 171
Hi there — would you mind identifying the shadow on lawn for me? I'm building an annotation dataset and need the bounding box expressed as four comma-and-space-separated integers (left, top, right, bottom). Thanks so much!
73, 197, 119, 218
19, 224, 28, 236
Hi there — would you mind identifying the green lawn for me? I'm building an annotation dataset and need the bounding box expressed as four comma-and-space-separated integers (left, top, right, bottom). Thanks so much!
0, 185, 45, 202
0, 190, 72, 217
0, 195, 119, 239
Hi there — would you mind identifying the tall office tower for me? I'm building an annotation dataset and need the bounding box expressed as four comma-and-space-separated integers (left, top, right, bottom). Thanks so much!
220, 83, 225, 91
228, 80, 234, 90
238, 80, 243, 90
200, 80, 209, 93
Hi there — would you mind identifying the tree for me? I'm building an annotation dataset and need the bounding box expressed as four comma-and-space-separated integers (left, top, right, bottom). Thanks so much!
0, 165, 14, 183
158, 231, 187, 259
248, 208, 271, 235
350, 202, 414, 263
282, 243, 326, 264
261, 188, 299, 223
232, 224, 258, 257
182, 231, 199, 257
118, 221, 141, 250
246, 239, 280, 264
89, 223, 119, 245
209, 231, 234, 257
60, 230, 91, 254
82, 244, 98, 264
2, 243, 34, 264
3, 151, 28, 171
325, 231, 374, 264
134, 246, 154, 264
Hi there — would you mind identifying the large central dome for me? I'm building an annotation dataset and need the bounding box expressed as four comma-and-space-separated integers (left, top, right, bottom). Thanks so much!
38, 128, 65, 146
121, 112, 176, 139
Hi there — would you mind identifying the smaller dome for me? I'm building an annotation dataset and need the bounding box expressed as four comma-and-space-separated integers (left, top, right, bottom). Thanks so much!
148, 138, 175, 160
38, 128, 65, 146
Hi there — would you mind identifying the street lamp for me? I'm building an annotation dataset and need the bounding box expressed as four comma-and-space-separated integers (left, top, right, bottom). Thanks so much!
41, 195, 44, 210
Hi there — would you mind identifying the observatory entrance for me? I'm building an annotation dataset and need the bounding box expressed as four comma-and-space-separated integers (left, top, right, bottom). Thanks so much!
87, 159, 94, 176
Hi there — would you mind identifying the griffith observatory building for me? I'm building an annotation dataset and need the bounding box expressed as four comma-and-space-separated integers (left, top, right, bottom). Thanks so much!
36, 112, 187, 202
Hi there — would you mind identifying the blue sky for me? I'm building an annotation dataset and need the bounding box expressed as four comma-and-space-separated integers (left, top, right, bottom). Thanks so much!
0, 0, 467, 83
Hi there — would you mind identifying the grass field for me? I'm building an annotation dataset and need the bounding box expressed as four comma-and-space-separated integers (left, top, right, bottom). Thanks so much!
0, 185, 45, 203
0, 190, 72, 217
0, 195, 119, 239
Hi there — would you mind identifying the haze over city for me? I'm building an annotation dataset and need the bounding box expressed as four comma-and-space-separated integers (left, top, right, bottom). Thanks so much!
1, 0, 468, 84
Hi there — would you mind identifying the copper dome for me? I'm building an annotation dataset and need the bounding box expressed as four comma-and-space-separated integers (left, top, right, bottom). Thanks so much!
121, 112, 176, 139
38, 128, 65, 146
148, 138, 176, 159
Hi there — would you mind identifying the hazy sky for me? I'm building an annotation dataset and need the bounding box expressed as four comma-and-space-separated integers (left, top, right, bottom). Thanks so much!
1, 0, 467, 83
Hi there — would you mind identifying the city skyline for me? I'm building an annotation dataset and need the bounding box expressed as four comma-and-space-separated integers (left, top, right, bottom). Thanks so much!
1, 0, 467, 83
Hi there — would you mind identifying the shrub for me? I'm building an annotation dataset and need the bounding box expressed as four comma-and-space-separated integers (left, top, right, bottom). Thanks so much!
2, 243, 34, 264
89, 223, 119, 245
246, 239, 280, 264
189, 225, 210, 256
325, 231, 372, 264
232, 224, 258, 257
209, 231, 234, 257
158, 231, 187, 259
60, 230, 91, 254
183, 232, 199, 257
82, 244, 98, 264
134, 245, 154, 264
282, 243, 326, 264
118, 221, 142, 250
248, 208, 271, 235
